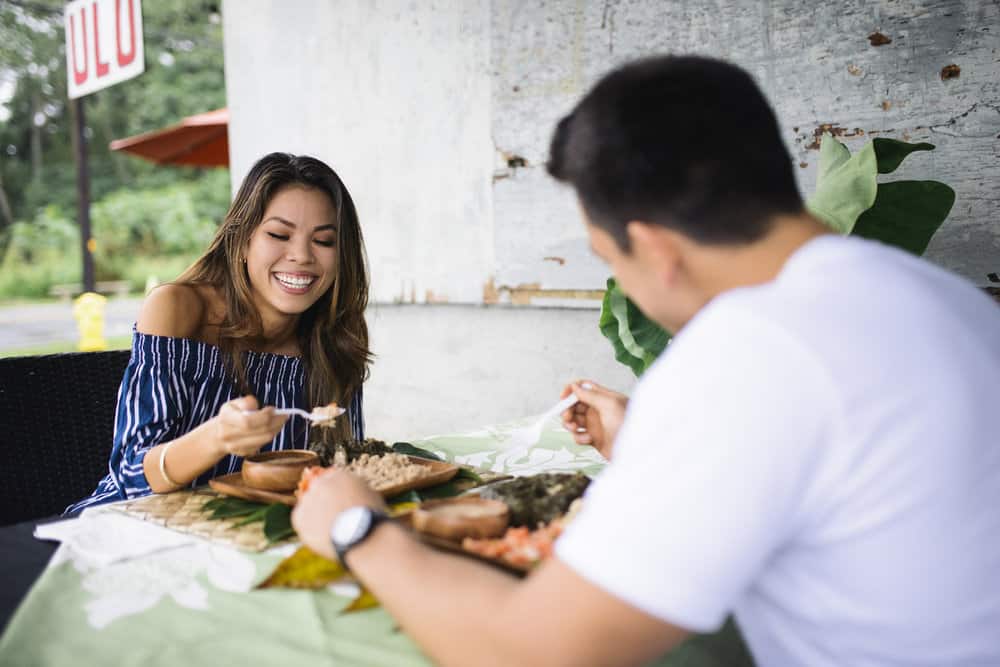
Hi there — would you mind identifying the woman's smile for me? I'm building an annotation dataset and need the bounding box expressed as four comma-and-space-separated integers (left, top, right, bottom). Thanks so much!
273, 271, 318, 294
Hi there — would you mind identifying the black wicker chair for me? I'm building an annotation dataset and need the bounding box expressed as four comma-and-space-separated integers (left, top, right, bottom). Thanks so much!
0, 350, 130, 525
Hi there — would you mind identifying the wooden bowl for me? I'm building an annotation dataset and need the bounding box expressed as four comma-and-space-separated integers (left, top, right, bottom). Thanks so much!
411, 496, 509, 541
241, 450, 319, 492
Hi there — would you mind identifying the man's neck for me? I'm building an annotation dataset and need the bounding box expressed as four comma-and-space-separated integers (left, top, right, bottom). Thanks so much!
686, 213, 831, 300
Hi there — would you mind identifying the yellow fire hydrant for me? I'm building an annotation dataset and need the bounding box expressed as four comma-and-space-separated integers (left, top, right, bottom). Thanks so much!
73, 291, 108, 352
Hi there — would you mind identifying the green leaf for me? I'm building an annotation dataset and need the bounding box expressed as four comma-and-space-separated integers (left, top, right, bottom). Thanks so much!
599, 278, 671, 377
815, 131, 852, 190
385, 489, 422, 506
851, 181, 955, 255
263, 503, 295, 544
599, 278, 646, 375
455, 467, 483, 484
233, 506, 270, 527
201, 497, 230, 511
208, 497, 267, 519
806, 133, 877, 234
872, 138, 935, 174
416, 481, 464, 500
391, 442, 442, 461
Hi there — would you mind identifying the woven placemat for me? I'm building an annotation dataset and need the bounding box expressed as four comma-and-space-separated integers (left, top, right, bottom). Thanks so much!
108, 488, 284, 552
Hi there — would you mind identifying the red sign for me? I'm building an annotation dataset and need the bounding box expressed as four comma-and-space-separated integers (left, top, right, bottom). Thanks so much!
65, 0, 145, 99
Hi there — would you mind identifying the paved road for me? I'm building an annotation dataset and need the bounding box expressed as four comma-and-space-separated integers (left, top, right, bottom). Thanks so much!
0, 297, 143, 351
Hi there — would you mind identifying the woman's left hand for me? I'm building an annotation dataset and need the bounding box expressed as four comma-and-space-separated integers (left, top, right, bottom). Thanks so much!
292, 469, 387, 561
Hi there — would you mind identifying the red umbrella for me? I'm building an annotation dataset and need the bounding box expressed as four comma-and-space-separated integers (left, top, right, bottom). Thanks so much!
109, 108, 229, 167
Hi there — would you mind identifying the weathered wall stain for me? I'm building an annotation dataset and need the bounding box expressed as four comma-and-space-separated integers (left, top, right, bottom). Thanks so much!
493, 0, 1000, 288
868, 31, 893, 46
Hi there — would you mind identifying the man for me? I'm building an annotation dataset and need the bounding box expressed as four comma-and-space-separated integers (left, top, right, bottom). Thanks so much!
293, 56, 1000, 666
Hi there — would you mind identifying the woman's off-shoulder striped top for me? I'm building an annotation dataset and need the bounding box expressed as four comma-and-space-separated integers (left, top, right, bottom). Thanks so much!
66, 330, 363, 514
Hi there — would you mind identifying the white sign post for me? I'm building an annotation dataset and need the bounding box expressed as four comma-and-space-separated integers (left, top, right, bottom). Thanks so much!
64, 0, 144, 297
65, 0, 145, 100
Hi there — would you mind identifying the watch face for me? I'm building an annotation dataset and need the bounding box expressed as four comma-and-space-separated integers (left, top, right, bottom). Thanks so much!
331, 506, 372, 549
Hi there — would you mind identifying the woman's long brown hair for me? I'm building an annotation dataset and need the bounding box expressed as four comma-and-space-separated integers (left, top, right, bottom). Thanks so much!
177, 153, 371, 441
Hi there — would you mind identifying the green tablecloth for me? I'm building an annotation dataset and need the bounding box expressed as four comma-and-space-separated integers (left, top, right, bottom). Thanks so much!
0, 419, 752, 666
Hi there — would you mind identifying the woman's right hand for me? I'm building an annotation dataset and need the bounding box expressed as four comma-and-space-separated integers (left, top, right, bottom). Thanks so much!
560, 380, 629, 461
213, 395, 289, 458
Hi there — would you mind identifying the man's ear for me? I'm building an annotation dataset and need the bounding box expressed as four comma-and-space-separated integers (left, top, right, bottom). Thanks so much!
626, 221, 682, 286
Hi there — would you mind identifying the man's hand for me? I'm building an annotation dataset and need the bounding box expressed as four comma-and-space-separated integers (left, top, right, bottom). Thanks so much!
292, 469, 388, 561
561, 380, 628, 460
213, 395, 289, 458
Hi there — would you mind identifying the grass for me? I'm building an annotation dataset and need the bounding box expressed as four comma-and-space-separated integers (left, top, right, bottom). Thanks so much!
0, 335, 132, 358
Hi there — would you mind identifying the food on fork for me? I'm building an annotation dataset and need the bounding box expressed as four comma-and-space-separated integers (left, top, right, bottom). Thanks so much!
310, 402, 343, 426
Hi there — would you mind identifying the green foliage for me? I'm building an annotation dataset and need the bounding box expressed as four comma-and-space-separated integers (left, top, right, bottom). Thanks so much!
0, 206, 81, 298
201, 496, 295, 545
806, 137, 877, 234
0, 174, 226, 299
851, 181, 956, 255
599, 136, 955, 377
599, 277, 672, 376
0, 0, 227, 283
805, 135, 955, 249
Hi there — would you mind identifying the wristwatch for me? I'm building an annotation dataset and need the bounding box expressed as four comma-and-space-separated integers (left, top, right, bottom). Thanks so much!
330, 506, 389, 571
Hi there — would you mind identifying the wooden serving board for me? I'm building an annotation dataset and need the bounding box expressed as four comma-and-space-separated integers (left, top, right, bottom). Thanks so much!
208, 473, 297, 506
208, 456, 460, 507
395, 510, 530, 576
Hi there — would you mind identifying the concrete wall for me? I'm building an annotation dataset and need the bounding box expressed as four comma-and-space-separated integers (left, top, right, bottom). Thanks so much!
364, 304, 635, 441
222, 0, 999, 438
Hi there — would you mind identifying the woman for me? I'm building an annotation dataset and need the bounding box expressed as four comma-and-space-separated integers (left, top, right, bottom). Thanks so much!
67, 153, 371, 513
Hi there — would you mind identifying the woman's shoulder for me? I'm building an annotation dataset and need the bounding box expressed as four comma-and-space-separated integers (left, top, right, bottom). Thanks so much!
136, 283, 214, 339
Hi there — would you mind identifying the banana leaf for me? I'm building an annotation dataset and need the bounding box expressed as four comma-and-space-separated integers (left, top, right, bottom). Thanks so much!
392, 442, 443, 461
599, 277, 671, 377
263, 503, 295, 543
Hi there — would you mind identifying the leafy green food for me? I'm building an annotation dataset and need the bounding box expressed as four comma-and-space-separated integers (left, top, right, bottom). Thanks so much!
478, 473, 591, 527
391, 442, 443, 461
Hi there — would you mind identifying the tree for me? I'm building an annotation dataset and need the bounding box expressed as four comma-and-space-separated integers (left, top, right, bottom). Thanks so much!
0, 0, 227, 256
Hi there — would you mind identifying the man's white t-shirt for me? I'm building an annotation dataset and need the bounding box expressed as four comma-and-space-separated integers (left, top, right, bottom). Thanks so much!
556, 235, 1000, 665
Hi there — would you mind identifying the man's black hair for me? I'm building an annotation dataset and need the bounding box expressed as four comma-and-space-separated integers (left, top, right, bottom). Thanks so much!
547, 55, 803, 250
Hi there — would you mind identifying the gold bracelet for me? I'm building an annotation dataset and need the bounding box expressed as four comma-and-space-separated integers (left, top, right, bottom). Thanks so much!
158, 441, 181, 489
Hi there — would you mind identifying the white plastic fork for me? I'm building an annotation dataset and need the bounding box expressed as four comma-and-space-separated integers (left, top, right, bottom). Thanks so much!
274, 406, 346, 423
498, 394, 580, 465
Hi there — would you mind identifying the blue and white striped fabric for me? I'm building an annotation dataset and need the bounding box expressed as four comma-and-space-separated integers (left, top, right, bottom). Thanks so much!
66, 330, 364, 515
